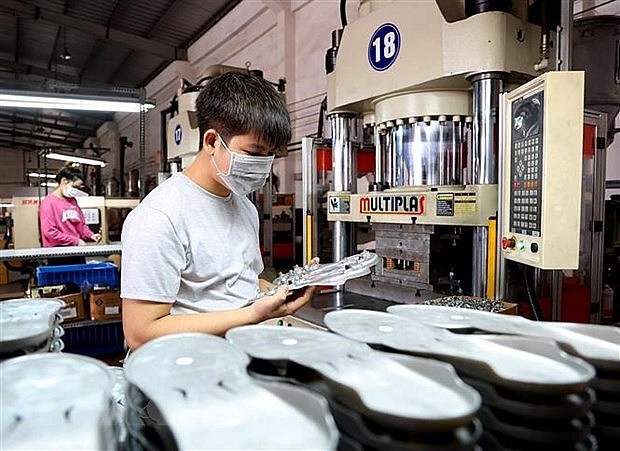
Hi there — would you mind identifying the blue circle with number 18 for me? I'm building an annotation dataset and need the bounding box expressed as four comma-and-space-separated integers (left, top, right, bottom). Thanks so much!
368, 23, 401, 71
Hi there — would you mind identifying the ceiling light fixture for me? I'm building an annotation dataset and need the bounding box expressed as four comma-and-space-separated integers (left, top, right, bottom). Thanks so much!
27, 171, 56, 179
44, 150, 107, 167
59, 49, 72, 61
0, 91, 155, 112
59, 27, 72, 61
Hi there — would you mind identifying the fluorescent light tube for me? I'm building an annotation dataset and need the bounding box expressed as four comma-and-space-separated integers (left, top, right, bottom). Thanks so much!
27, 171, 56, 179
45, 151, 107, 167
0, 92, 155, 112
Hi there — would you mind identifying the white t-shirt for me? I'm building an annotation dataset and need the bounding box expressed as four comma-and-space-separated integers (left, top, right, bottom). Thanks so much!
120, 174, 263, 314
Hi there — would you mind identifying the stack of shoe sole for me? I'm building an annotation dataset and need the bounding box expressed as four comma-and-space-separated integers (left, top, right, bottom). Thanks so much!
226, 325, 482, 451
108, 365, 129, 448
325, 309, 598, 451
0, 298, 65, 360
123, 333, 339, 451
0, 353, 118, 450
387, 305, 620, 450
543, 322, 620, 450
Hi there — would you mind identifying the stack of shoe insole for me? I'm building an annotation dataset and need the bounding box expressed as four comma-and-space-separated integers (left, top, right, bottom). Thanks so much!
123, 333, 339, 451
324, 309, 598, 451
0, 298, 65, 360
386, 305, 620, 450
0, 353, 117, 450
226, 325, 483, 451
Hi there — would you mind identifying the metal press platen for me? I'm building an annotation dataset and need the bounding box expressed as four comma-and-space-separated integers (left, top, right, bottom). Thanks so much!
226, 325, 481, 431
0, 353, 115, 450
387, 304, 620, 371
124, 333, 339, 450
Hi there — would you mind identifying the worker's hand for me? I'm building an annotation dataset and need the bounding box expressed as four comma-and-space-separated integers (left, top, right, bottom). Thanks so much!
283, 285, 318, 312
252, 285, 317, 321
78, 239, 86, 246
91, 233, 102, 243
258, 278, 275, 293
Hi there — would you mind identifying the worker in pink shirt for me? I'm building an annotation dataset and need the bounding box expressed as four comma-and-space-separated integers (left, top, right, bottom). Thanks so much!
39, 166, 101, 265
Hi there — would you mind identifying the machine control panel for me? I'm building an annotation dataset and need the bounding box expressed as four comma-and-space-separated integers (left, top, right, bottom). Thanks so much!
509, 90, 543, 237
501, 71, 584, 269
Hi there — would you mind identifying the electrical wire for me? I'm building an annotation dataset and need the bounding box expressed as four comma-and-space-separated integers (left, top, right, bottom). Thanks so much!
523, 263, 544, 321
340, 0, 347, 28
317, 96, 327, 138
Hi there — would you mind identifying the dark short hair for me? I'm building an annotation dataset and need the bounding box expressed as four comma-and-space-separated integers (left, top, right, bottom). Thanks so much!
55, 166, 84, 184
195, 71, 291, 151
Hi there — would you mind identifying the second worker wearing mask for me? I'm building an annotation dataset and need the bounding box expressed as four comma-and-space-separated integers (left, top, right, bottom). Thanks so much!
39, 165, 102, 265
120, 71, 318, 350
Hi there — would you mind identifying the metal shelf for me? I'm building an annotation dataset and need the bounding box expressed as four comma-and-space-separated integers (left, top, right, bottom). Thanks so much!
0, 244, 122, 262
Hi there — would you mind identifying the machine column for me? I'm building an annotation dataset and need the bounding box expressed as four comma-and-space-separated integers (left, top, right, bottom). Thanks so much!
330, 113, 357, 264
470, 72, 504, 297
370, 125, 384, 191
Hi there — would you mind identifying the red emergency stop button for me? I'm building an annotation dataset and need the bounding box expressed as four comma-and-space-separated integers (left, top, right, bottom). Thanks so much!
502, 237, 516, 250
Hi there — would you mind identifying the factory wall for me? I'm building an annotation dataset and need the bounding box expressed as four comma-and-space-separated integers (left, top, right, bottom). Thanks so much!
101, 0, 361, 204
0, 149, 27, 199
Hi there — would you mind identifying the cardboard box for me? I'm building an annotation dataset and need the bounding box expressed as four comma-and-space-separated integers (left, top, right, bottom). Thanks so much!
89, 289, 122, 321
0, 258, 7, 285
0, 239, 5, 285
56, 293, 86, 323
500, 302, 518, 315
31, 285, 65, 298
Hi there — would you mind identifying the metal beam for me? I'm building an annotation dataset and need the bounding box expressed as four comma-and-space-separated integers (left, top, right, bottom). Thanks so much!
0, 114, 94, 136
47, 26, 62, 71
3, 0, 187, 61
148, 0, 185, 33
83, 0, 126, 85
107, 0, 184, 86
47, 110, 112, 124
14, 16, 19, 66
0, 111, 102, 130
78, 40, 102, 82
0, 137, 37, 150
187, 0, 243, 47
0, 128, 83, 146
0, 58, 80, 84
262, 0, 291, 13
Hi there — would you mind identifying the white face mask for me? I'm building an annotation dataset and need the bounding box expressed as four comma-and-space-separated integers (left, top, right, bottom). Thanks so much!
212, 134, 274, 196
63, 185, 80, 198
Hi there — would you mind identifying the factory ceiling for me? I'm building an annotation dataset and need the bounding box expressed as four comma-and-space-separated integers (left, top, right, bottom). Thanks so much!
0, 0, 242, 152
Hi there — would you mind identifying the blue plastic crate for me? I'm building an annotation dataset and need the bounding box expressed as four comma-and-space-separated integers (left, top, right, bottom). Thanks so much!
36, 262, 119, 289
62, 321, 125, 357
